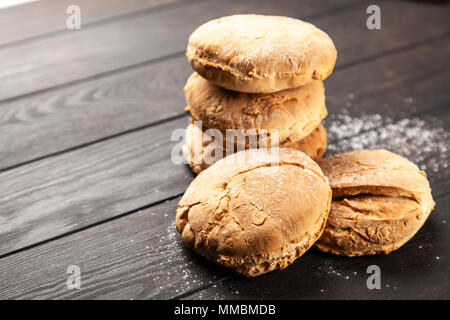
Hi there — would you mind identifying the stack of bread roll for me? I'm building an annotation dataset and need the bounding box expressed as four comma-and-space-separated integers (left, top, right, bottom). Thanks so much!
176, 15, 435, 277
182, 14, 337, 174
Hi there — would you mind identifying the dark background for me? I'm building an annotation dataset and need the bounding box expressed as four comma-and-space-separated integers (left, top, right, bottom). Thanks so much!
0, 0, 448, 299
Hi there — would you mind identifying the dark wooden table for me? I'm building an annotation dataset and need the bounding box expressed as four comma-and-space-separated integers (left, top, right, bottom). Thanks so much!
0, 0, 449, 300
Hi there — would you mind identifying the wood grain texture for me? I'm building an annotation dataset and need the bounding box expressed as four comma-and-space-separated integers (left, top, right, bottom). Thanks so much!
0, 106, 447, 259
0, 0, 183, 47
1, 35, 449, 170
0, 0, 362, 102
0, 116, 192, 256
327, 107, 450, 193
0, 196, 231, 300
1, 0, 449, 103
0, 183, 448, 300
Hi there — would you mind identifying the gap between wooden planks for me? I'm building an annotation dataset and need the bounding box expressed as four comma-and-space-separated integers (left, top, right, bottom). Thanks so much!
0, 0, 445, 298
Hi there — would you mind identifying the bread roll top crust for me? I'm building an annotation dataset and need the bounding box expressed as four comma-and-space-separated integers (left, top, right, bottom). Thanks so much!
176, 148, 332, 270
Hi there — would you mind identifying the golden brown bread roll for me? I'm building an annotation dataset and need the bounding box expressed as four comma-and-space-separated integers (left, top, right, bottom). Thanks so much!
175, 148, 332, 276
315, 150, 435, 256
187, 14, 337, 93
184, 72, 327, 146
183, 119, 327, 174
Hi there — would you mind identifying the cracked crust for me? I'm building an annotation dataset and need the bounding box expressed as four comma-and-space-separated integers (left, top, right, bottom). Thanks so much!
315, 150, 435, 256
187, 14, 337, 93
183, 119, 327, 174
184, 72, 327, 145
176, 148, 332, 276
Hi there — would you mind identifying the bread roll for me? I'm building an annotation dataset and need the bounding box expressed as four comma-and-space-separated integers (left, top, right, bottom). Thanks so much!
176, 148, 332, 276
316, 150, 435, 256
184, 72, 327, 147
187, 14, 337, 93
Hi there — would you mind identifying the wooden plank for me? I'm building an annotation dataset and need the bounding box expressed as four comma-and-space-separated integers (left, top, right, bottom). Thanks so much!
0, 1, 448, 299
0, 0, 448, 102
1, 35, 449, 171
0, 116, 192, 256
0, 0, 183, 47
326, 37, 450, 122
0, 196, 230, 299
0, 180, 448, 300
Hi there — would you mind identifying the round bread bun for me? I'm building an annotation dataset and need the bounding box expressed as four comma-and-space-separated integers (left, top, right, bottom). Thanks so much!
186, 14, 337, 93
183, 119, 327, 174
315, 150, 435, 256
175, 148, 332, 276
184, 72, 327, 146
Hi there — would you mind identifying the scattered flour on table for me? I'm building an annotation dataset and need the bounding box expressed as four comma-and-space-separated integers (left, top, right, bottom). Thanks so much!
325, 108, 449, 173
151, 217, 218, 298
